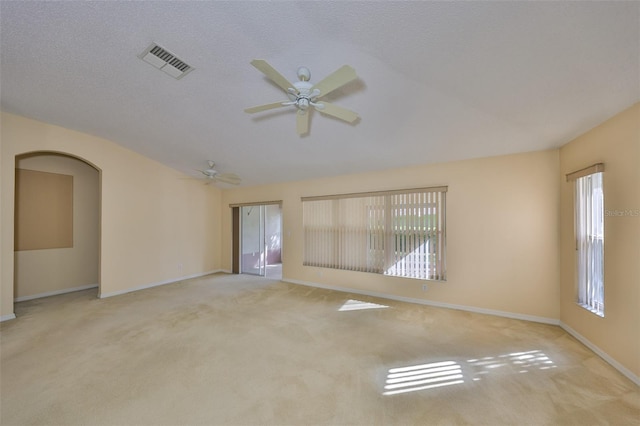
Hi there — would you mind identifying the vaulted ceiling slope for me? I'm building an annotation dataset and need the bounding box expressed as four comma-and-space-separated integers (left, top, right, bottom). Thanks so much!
1, 1, 638, 187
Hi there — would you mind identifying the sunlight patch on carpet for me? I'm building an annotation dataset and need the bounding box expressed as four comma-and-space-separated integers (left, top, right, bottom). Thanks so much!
339, 299, 389, 312
467, 350, 556, 378
384, 350, 557, 395
383, 361, 464, 395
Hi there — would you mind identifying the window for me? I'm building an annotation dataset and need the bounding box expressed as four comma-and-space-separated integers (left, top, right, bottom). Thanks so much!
568, 164, 605, 317
302, 187, 446, 281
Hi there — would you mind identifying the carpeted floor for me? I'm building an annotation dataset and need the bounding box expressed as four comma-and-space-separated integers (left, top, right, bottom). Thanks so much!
1, 273, 638, 425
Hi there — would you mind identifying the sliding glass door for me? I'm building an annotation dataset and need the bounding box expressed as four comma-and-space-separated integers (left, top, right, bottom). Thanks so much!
234, 203, 282, 278
241, 205, 265, 276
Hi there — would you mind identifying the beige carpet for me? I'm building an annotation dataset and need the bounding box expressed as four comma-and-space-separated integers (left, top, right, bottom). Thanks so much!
1, 273, 638, 425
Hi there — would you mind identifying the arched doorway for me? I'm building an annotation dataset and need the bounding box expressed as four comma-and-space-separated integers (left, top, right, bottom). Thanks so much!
14, 152, 100, 304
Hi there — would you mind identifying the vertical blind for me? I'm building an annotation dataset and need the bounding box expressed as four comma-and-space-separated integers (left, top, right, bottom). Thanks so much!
574, 172, 605, 316
302, 187, 447, 281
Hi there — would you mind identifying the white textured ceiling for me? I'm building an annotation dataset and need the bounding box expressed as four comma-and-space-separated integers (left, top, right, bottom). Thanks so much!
1, 1, 638, 187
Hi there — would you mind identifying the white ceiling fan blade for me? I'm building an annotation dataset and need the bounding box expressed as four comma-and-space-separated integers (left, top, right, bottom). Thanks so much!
297, 111, 310, 135
311, 65, 357, 98
250, 59, 296, 93
214, 173, 241, 185
244, 102, 286, 114
316, 102, 359, 123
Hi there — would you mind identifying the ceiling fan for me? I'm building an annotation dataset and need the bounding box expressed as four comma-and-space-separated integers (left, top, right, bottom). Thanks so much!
195, 161, 241, 185
244, 59, 360, 135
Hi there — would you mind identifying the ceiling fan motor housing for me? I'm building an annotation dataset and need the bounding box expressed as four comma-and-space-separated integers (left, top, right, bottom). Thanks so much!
288, 81, 320, 111
202, 162, 218, 177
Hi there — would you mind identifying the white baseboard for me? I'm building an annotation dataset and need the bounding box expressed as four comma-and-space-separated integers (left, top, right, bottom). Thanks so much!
560, 322, 640, 386
1, 313, 17, 322
282, 278, 560, 325
14, 283, 99, 302
99, 270, 223, 299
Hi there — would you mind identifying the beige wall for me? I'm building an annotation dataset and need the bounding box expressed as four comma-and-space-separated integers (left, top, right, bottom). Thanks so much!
1, 112, 222, 318
559, 103, 640, 378
222, 149, 561, 321
15, 153, 99, 299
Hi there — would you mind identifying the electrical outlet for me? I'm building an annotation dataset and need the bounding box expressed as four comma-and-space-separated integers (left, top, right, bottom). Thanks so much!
178, 263, 183, 274
422, 284, 428, 291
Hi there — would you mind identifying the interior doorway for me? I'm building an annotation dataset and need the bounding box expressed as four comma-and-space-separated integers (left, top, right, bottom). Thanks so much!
14, 152, 100, 303
232, 202, 282, 280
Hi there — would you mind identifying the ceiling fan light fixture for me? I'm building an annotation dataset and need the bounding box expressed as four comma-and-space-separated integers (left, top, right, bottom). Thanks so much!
297, 98, 310, 110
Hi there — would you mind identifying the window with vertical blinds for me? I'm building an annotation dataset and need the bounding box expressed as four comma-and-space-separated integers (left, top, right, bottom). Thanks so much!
302, 187, 447, 281
571, 169, 605, 317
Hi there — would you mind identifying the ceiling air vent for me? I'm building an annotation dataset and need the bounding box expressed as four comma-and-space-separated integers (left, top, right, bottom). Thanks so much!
139, 43, 194, 80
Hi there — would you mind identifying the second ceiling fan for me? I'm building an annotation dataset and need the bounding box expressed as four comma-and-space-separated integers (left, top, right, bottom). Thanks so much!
196, 161, 241, 185
244, 59, 360, 135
